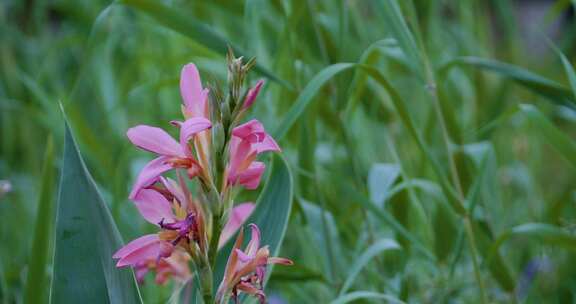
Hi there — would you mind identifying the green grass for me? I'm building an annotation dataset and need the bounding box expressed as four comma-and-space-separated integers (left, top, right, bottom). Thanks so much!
1, 0, 576, 303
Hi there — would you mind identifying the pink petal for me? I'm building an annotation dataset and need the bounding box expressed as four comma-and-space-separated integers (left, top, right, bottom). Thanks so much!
179, 117, 212, 156
113, 234, 160, 259
232, 119, 266, 143
238, 162, 265, 190
129, 156, 173, 199
219, 202, 255, 248
243, 80, 264, 110
245, 224, 261, 257
127, 125, 184, 157
117, 239, 174, 267
235, 249, 252, 262
133, 189, 176, 225
134, 263, 150, 284
160, 177, 186, 208
227, 137, 250, 179
180, 63, 208, 118
254, 134, 281, 153
268, 257, 294, 265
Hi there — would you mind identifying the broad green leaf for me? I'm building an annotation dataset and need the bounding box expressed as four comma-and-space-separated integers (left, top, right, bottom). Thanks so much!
273, 63, 355, 140
50, 123, 142, 303
120, 0, 290, 89
331, 291, 405, 304
368, 163, 400, 207
520, 104, 576, 169
24, 137, 55, 304
213, 154, 293, 290
339, 238, 400, 295
441, 57, 575, 107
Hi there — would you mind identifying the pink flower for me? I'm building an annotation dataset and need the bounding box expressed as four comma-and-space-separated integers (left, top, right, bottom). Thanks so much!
216, 224, 293, 304
134, 248, 192, 285
127, 117, 211, 199
114, 177, 207, 268
219, 203, 255, 248
242, 80, 264, 110
114, 178, 255, 279
226, 120, 280, 190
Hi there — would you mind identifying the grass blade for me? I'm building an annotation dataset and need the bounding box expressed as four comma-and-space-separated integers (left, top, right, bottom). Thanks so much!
331, 291, 405, 304
23, 137, 55, 304
339, 238, 400, 295
520, 104, 576, 169
441, 57, 575, 107
273, 63, 355, 140
120, 0, 290, 89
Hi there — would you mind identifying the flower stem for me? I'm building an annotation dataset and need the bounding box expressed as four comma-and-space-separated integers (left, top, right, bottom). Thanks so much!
202, 212, 224, 304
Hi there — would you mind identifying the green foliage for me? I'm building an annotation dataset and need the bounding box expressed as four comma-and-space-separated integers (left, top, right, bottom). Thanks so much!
2, 0, 576, 303
51, 123, 142, 303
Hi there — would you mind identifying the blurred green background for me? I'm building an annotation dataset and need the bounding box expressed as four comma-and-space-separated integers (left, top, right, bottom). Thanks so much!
2, 0, 576, 303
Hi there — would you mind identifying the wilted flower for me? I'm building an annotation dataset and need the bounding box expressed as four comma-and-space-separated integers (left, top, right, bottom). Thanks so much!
134, 248, 192, 285
216, 224, 293, 304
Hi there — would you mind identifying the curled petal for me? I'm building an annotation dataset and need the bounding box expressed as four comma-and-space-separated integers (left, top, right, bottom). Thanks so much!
127, 125, 184, 157
237, 162, 265, 190
129, 156, 172, 199
179, 117, 212, 156
235, 249, 252, 263
133, 189, 176, 225
134, 263, 150, 284
232, 119, 266, 143
245, 223, 261, 257
219, 202, 255, 248
113, 234, 159, 259
237, 281, 266, 304
268, 257, 294, 265
180, 63, 208, 118
254, 134, 281, 153
116, 238, 173, 267
242, 80, 264, 110
160, 177, 186, 207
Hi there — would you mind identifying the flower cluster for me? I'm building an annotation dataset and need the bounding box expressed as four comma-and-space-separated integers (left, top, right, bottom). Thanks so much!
113, 54, 292, 303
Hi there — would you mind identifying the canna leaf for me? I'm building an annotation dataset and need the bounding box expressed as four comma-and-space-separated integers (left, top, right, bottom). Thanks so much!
50, 123, 142, 303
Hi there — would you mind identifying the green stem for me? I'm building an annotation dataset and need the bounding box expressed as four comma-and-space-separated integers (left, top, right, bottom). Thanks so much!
203, 212, 224, 304
420, 42, 488, 302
